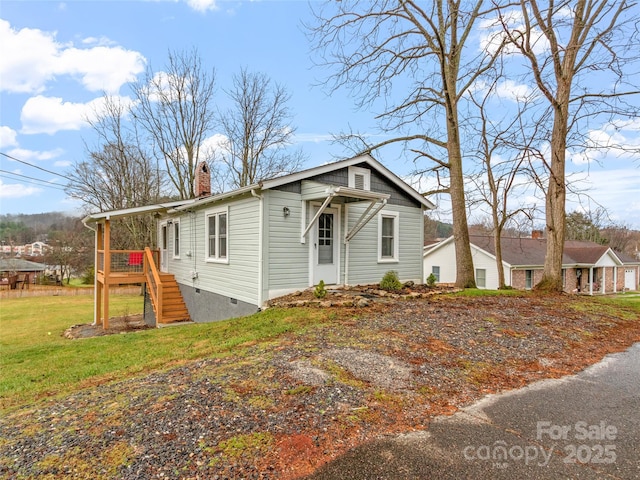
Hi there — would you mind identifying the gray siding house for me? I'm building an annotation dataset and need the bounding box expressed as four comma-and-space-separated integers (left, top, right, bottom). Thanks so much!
85, 154, 435, 326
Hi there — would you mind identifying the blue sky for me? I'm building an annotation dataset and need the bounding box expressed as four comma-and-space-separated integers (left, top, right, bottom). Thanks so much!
1, 0, 639, 229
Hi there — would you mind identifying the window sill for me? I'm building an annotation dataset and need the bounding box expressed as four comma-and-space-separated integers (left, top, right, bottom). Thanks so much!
377, 258, 399, 264
205, 258, 229, 265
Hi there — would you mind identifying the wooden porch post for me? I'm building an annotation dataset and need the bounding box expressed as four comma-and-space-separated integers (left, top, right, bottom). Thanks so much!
103, 218, 111, 329
95, 222, 103, 326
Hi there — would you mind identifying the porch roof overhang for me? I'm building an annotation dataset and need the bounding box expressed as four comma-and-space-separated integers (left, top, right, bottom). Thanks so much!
82, 199, 197, 224
301, 185, 390, 243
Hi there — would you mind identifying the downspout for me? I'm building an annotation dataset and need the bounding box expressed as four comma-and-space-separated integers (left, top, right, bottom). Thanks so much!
344, 206, 349, 286
251, 188, 264, 307
82, 219, 99, 325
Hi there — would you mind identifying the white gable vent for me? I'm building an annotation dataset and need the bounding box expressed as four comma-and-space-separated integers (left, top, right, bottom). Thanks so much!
348, 166, 371, 191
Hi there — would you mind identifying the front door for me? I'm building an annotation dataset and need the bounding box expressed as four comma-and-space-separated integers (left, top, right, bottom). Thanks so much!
159, 223, 169, 272
313, 207, 339, 285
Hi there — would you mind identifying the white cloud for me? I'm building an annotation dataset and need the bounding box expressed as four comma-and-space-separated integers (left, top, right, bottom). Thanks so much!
200, 133, 229, 158
478, 8, 549, 57
567, 168, 640, 228
293, 133, 334, 143
54, 160, 72, 168
185, 0, 219, 13
19, 95, 134, 135
0, 178, 42, 199
58, 46, 145, 93
0, 19, 59, 93
494, 80, 533, 102
0, 19, 146, 95
7, 147, 65, 162
569, 122, 640, 165
0, 126, 18, 148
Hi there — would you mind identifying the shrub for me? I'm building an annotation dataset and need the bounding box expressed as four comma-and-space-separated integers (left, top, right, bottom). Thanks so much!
82, 266, 95, 285
314, 280, 327, 298
426, 273, 437, 287
380, 270, 402, 291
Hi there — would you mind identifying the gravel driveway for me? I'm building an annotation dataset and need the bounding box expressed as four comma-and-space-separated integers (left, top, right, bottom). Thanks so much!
1, 293, 638, 479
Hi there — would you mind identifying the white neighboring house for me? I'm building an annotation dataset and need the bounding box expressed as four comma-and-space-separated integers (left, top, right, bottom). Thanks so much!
423, 234, 640, 294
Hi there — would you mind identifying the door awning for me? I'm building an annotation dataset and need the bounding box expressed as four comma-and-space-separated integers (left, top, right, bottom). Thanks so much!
301, 185, 390, 243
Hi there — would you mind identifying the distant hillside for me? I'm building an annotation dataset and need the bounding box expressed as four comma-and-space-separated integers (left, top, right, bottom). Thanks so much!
0, 212, 80, 244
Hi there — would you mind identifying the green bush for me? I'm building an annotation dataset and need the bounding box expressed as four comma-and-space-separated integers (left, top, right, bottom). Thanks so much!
426, 273, 437, 287
82, 266, 95, 285
314, 280, 327, 299
380, 270, 402, 291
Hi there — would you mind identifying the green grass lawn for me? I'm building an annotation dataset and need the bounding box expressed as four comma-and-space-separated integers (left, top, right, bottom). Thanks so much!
0, 294, 327, 411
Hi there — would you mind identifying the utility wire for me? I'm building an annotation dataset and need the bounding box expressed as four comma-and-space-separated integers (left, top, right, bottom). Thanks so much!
0, 169, 68, 192
0, 151, 74, 182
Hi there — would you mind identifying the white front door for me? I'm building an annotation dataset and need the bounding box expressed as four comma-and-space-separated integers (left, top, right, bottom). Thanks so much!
312, 207, 339, 285
625, 269, 636, 290
159, 223, 169, 272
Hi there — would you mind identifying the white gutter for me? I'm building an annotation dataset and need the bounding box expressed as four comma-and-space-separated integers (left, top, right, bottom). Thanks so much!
82, 218, 99, 326
251, 188, 264, 307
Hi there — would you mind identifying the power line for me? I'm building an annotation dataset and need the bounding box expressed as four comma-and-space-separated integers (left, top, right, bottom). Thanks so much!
0, 169, 68, 192
0, 151, 74, 182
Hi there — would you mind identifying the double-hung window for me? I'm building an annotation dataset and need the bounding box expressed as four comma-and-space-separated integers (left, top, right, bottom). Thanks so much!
173, 221, 180, 258
432, 266, 440, 282
378, 211, 399, 262
206, 207, 228, 263
525, 269, 533, 289
476, 268, 486, 288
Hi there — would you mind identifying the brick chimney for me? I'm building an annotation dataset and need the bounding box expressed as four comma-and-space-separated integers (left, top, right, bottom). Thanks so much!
194, 161, 211, 198
531, 229, 543, 239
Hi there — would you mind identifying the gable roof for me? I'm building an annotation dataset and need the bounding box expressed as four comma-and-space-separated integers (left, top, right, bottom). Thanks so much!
174, 154, 435, 212
425, 235, 635, 267
83, 154, 434, 224
0, 258, 46, 273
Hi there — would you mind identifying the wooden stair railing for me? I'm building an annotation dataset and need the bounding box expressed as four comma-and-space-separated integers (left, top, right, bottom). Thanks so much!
143, 248, 191, 325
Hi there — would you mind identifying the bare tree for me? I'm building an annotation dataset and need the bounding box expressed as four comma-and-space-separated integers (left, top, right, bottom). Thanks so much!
217, 68, 304, 188
601, 223, 639, 257
497, 0, 640, 291
308, 0, 509, 288
132, 49, 217, 199
45, 219, 93, 285
66, 96, 162, 248
467, 77, 541, 288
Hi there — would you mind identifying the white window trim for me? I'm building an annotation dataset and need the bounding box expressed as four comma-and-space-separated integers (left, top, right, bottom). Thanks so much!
172, 220, 181, 259
432, 266, 440, 282
205, 206, 229, 264
377, 210, 399, 263
476, 268, 487, 288
348, 166, 371, 191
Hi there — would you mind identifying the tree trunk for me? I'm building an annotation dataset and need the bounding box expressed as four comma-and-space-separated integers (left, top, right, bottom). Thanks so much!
447, 112, 476, 289
536, 102, 568, 293
494, 221, 506, 289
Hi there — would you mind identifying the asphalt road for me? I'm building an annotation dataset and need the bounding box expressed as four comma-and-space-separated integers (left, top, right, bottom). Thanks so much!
306, 342, 640, 479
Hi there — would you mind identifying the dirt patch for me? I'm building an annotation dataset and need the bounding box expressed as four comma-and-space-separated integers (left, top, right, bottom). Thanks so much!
64, 314, 150, 339
323, 347, 414, 390
2, 293, 639, 480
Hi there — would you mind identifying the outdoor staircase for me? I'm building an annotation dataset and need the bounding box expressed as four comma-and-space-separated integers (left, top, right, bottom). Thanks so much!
143, 248, 191, 325
155, 273, 191, 324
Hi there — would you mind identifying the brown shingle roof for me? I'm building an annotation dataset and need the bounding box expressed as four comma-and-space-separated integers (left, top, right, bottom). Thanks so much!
469, 236, 628, 267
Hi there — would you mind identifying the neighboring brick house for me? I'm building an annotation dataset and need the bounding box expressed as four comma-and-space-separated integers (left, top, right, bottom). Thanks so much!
423, 234, 639, 294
